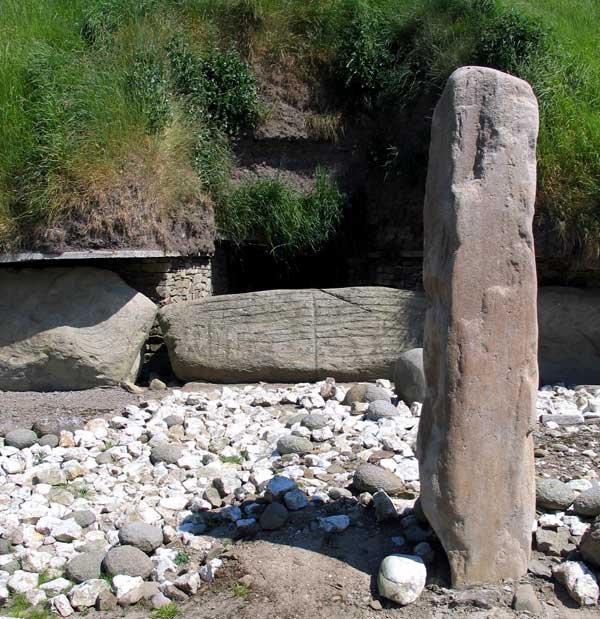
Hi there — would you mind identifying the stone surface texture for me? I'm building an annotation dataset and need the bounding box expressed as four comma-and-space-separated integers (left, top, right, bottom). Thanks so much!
159, 287, 425, 382
377, 554, 426, 605
538, 287, 600, 385
0, 267, 156, 391
393, 348, 426, 405
418, 66, 539, 586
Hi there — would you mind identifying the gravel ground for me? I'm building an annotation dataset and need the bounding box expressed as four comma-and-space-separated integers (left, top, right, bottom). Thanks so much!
0, 388, 144, 436
0, 382, 598, 619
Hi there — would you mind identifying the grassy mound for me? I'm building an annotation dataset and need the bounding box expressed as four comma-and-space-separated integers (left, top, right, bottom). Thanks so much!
1, 0, 599, 259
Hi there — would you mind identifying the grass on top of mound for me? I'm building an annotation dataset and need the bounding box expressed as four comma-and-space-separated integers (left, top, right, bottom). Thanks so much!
1, 0, 599, 259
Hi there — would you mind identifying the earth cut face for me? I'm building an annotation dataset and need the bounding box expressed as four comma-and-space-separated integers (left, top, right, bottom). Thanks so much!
418, 66, 540, 586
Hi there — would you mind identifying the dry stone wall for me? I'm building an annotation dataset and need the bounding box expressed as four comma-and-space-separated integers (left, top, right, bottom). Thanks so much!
112, 257, 213, 306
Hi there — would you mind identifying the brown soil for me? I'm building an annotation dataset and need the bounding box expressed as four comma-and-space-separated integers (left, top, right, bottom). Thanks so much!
0, 387, 144, 436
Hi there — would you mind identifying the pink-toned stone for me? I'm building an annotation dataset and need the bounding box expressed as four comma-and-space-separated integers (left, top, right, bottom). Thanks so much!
418, 66, 539, 586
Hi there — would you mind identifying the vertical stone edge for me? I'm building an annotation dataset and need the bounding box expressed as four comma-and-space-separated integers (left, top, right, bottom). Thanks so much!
418, 66, 539, 586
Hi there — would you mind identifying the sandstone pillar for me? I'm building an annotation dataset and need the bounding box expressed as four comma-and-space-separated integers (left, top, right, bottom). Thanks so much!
417, 66, 539, 586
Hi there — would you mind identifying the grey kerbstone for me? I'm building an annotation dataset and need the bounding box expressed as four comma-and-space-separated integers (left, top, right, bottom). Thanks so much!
164, 415, 183, 428
0, 268, 156, 390
353, 463, 406, 497
102, 546, 153, 578
393, 348, 426, 404
5, 429, 38, 449
39, 434, 59, 448
150, 443, 183, 465
96, 452, 113, 465
265, 476, 297, 501
366, 400, 398, 421
159, 288, 425, 382
301, 413, 327, 430
203, 487, 222, 508
70, 510, 96, 528
66, 551, 106, 583
373, 490, 398, 522
528, 558, 552, 579
536, 478, 576, 511
343, 384, 391, 405
535, 528, 572, 557
512, 584, 542, 614
283, 489, 309, 511
277, 435, 313, 456
32, 417, 80, 437
329, 487, 353, 500
2, 560, 19, 574
118, 523, 163, 554
573, 486, 600, 518
96, 590, 118, 611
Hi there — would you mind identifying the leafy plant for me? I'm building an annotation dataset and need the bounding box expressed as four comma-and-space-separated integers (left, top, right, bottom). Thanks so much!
174, 551, 190, 565
101, 573, 114, 586
334, 2, 395, 105
217, 167, 344, 257
128, 51, 171, 133
169, 43, 259, 135
231, 580, 251, 597
219, 455, 244, 465
475, 7, 549, 73
151, 602, 180, 619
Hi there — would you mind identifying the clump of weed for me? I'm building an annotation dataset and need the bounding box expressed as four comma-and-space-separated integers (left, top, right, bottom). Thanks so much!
217, 167, 344, 257
174, 551, 190, 565
151, 602, 180, 619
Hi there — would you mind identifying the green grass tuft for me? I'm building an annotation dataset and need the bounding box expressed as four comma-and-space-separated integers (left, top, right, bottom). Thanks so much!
217, 167, 344, 257
219, 455, 244, 465
174, 551, 190, 565
3, 593, 51, 619
231, 581, 251, 598
151, 602, 180, 619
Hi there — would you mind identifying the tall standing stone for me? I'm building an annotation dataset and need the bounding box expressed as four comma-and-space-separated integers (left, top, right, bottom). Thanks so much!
417, 66, 539, 586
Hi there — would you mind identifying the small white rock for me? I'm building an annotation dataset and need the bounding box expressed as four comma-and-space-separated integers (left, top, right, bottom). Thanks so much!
68, 579, 110, 609
40, 577, 73, 596
378, 554, 426, 605
49, 594, 75, 617
553, 561, 599, 607
50, 519, 82, 542
318, 515, 350, 533
25, 588, 47, 606
113, 574, 145, 606
199, 558, 222, 583
8, 570, 38, 593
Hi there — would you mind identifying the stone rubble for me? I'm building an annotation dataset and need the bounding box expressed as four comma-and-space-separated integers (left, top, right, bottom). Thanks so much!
0, 380, 598, 613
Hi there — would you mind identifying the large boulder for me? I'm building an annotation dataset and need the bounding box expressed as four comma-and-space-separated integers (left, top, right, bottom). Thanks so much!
159, 287, 425, 382
0, 267, 156, 391
418, 67, 539, 586
393, 348, 425, 404
538, 287, 600, 385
